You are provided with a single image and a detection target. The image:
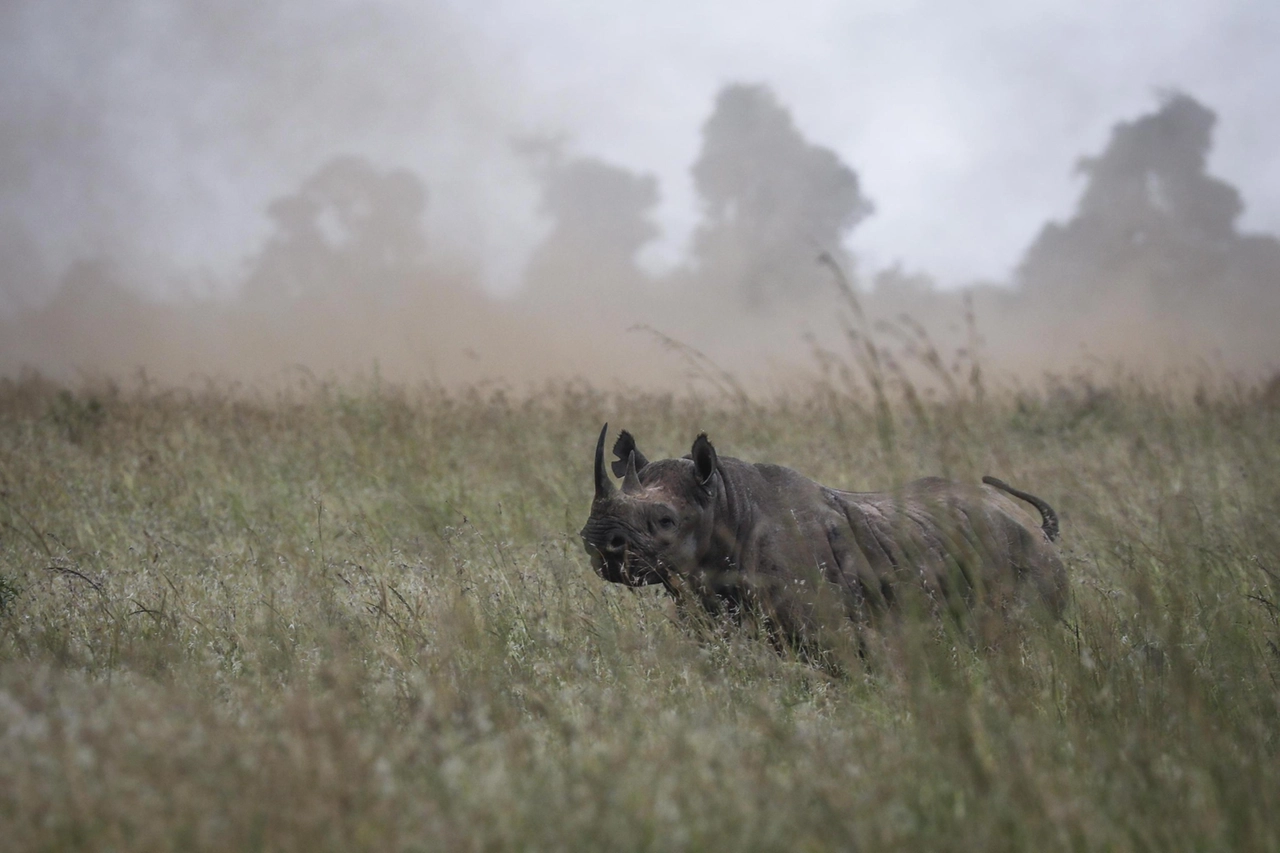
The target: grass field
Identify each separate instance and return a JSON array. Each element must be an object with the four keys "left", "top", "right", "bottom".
[{"left": 1, "top": 367, "right": 1279, "bottom": 851}]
